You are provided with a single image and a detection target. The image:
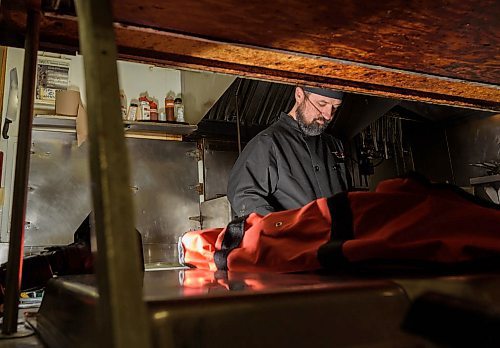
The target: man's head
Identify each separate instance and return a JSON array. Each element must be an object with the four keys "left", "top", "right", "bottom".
[{"left": 290, "top": 87, "right": 343, "bottom": 136}]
